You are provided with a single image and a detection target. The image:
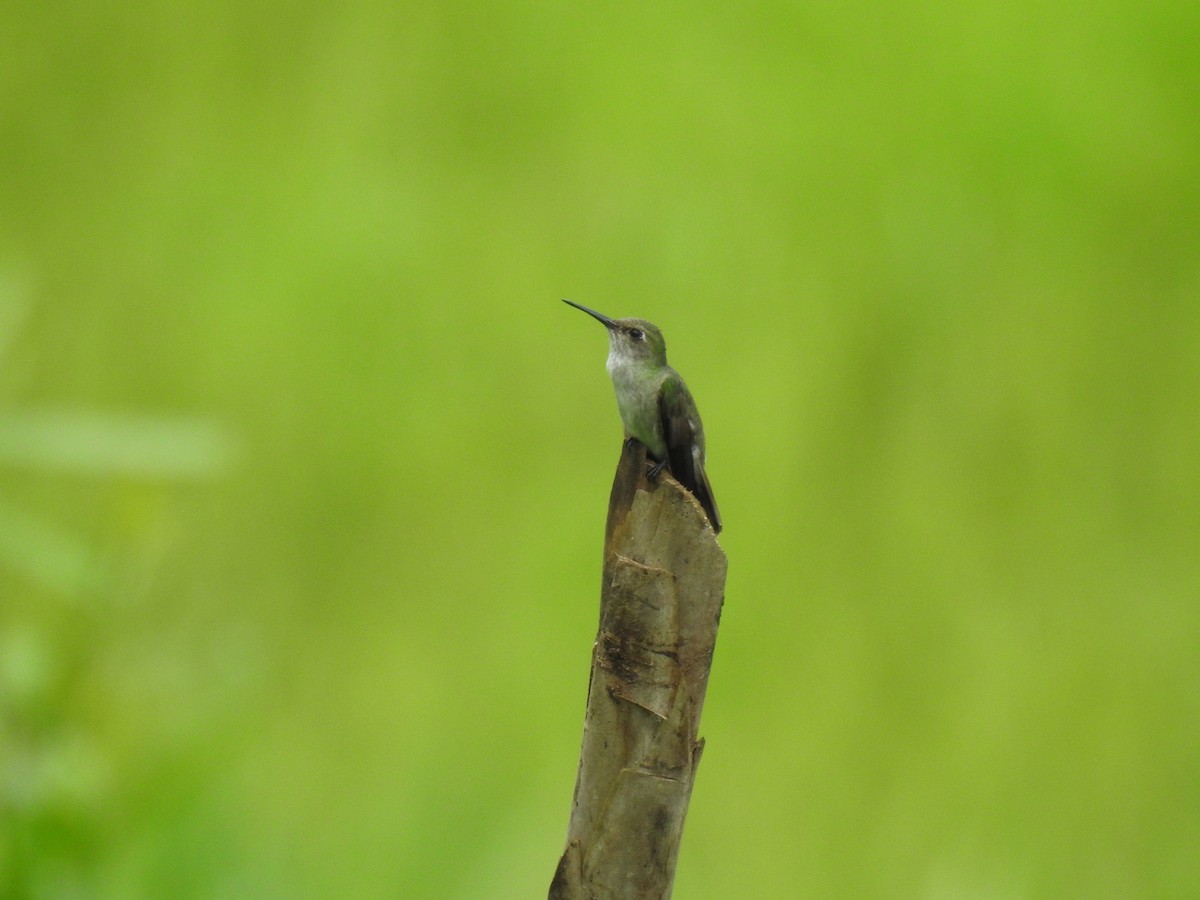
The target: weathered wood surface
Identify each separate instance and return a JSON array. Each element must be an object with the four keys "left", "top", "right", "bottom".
[{"left": 550, "top": 440, "right": 728, "bottom": 900}]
